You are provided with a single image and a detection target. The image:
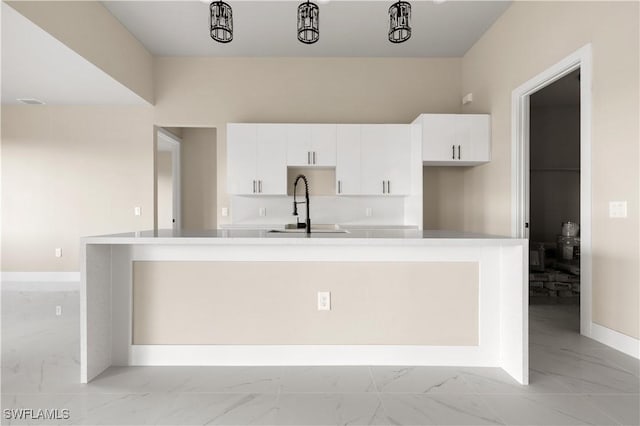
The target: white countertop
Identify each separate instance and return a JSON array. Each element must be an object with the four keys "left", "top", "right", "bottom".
[{"left": 82, "top": 229, "right": 526, "bottom": 247}]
